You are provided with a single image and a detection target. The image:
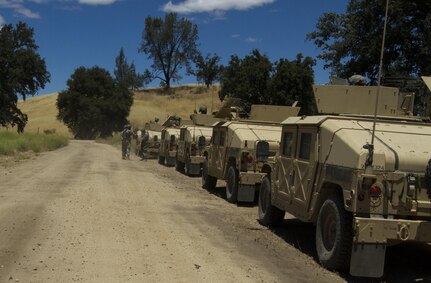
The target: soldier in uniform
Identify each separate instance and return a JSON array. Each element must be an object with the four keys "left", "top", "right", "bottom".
[
  {"left": 121, "top": 124, "right": 133, "bottom": 159},
  {"left": 139, "top": 129, "right": 150, "bottom": 160}
]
